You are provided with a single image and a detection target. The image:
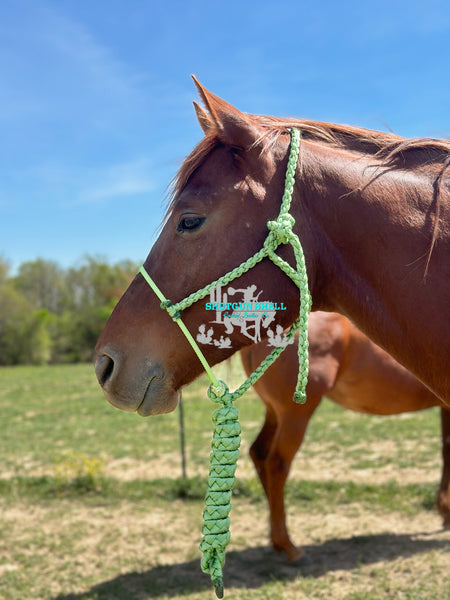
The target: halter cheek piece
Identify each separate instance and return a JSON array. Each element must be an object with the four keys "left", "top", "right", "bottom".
[{"left": 139, "top": 129, "right": 311, "bottom": 597}]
